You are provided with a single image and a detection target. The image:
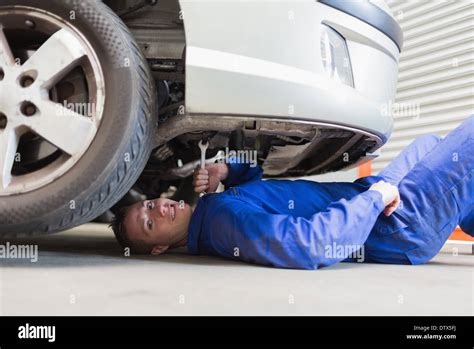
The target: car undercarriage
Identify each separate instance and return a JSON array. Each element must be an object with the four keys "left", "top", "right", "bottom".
[
  {"left": 103, "top": 0, "right": 383, "bottom": 210},
  {"left": 0, "top": 0, "right": 400, "bottom": 232}
]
